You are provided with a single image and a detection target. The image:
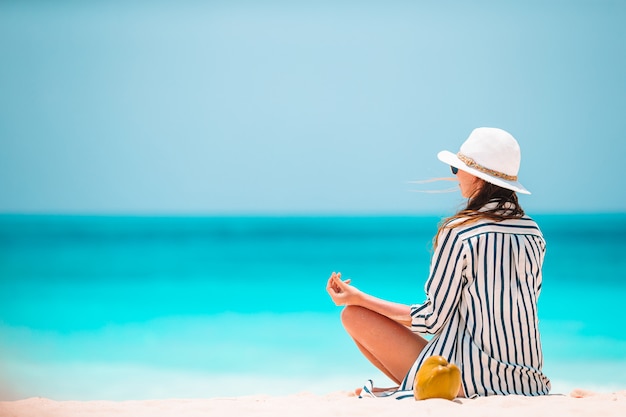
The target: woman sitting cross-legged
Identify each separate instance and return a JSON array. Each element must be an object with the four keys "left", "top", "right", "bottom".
[{"left": 326, "top": 127, "right": 551, "bottom": 399}]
